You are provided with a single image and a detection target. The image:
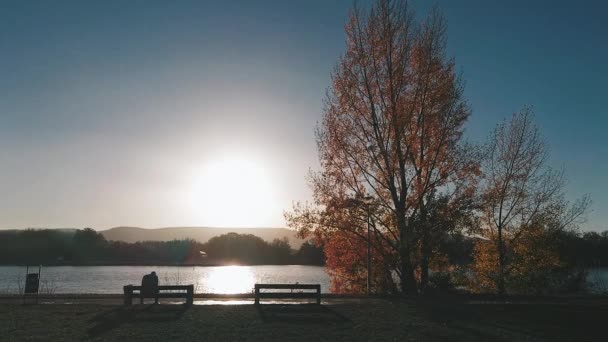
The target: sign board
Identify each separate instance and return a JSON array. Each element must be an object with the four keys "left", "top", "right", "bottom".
[{"left": 23, "top": 265, "right": 42, "bottom": 304}]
